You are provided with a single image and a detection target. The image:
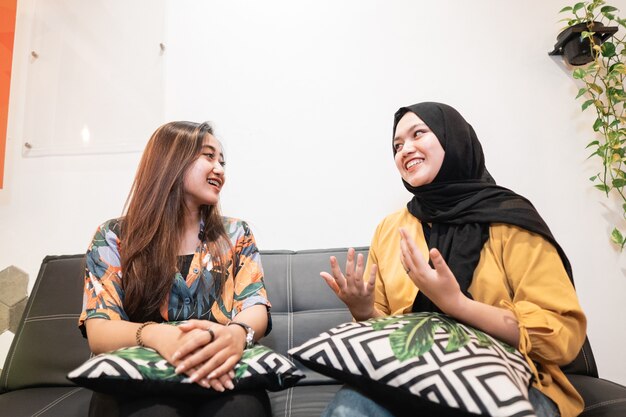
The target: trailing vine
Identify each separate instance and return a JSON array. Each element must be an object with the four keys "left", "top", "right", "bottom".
[{"left": 560, "top": 1, "right": 626, "bottom": 248}]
